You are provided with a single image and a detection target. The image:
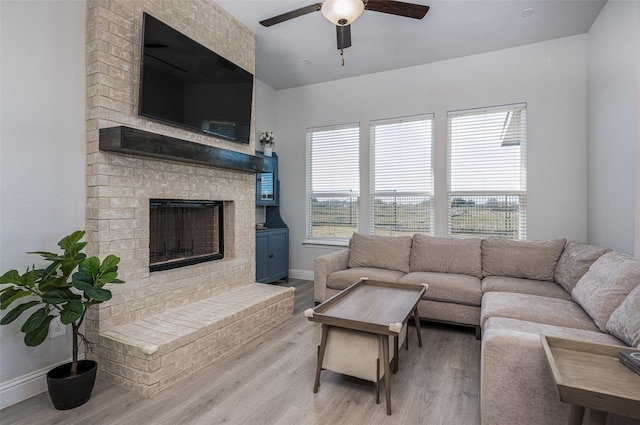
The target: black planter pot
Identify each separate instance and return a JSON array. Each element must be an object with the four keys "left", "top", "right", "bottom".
[{"left": 46, "top": 360, "right": 97, "bottom": 410}]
